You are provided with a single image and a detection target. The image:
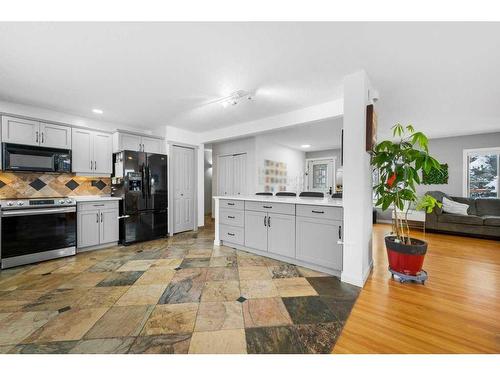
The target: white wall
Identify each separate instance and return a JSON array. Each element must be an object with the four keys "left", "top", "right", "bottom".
[
  {"left": 341, "top": 70, "right": 374, "bottom": 287},
  {"left": 0, "top": 100, "right": 161, "bottom": 135},
  {"left": 200, "top": 99, "right": 343, "bottom": 144},
  {"left": 204, "top": 150, "right": 213, "bottom": 215},
  {"left": 254, "top": 135, "right": 305, "bottom": 193}
]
